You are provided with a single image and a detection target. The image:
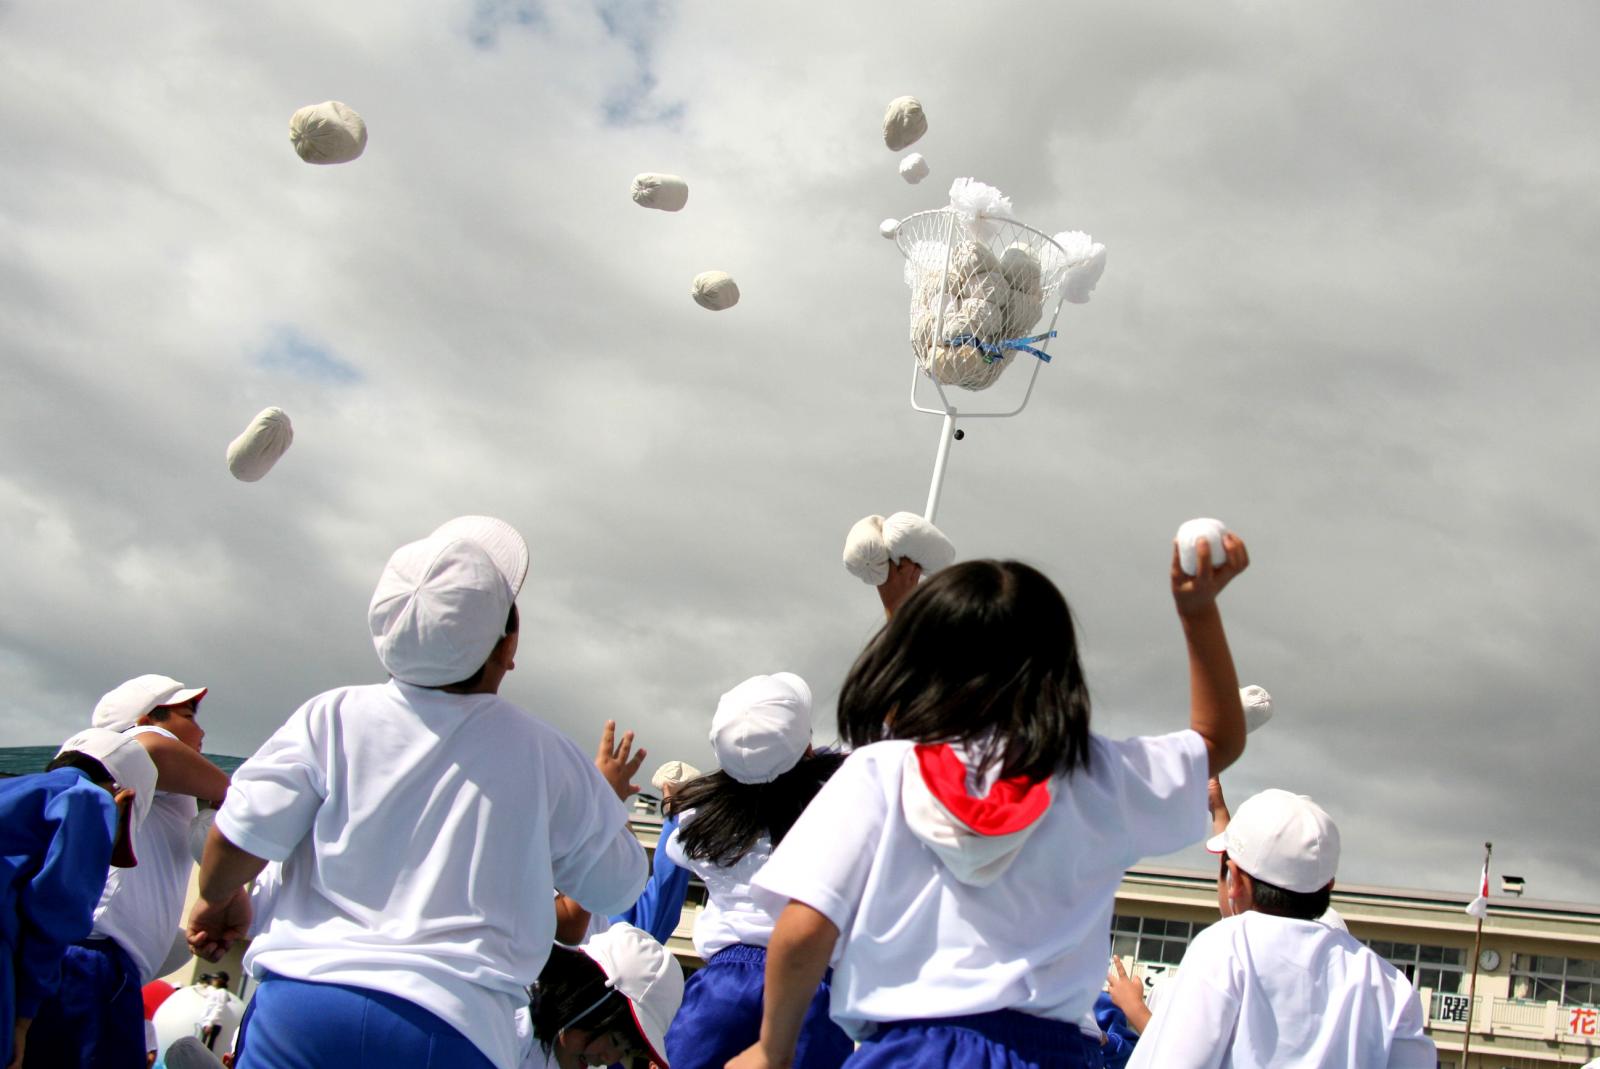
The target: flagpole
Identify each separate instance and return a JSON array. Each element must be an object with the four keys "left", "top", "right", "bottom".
[{"left": 1460, "top": 841, "right": 1492, "bottom": 1068}]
